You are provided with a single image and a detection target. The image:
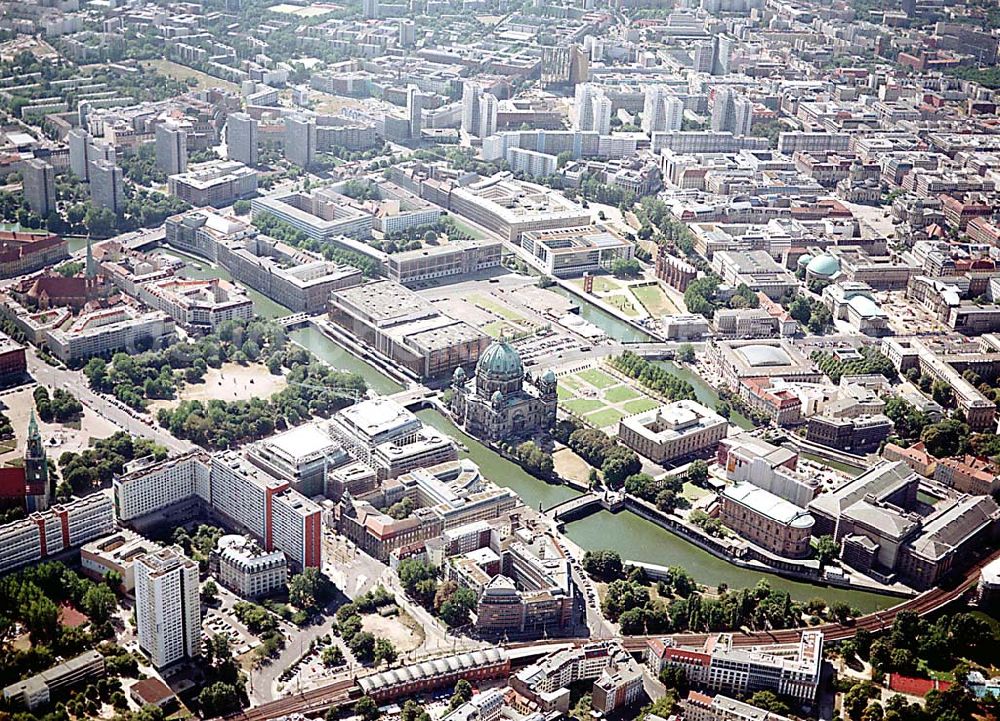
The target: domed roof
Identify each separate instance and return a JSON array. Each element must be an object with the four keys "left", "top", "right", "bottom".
[
  {"left": 806, "top": 254, "right": 841, "bottom": 278},
  {"left": 477, "top": 340, "right": 523, "bottom": 381},
  {"left": 541, "top": 368, "right": 556, "bottom": 383},
  {"left": 797, "top": 253, "right": 814, "bottom": 268},
  {"left": 491, "top": 390, "right": 503, "bottom": 405}
]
